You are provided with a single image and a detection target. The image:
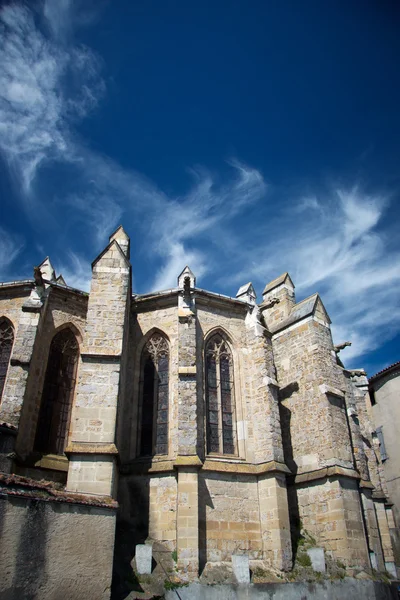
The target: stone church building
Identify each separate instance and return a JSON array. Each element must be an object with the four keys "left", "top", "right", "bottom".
[{"left": 0, "top": 226, "right": 397, "bottom": 598}]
